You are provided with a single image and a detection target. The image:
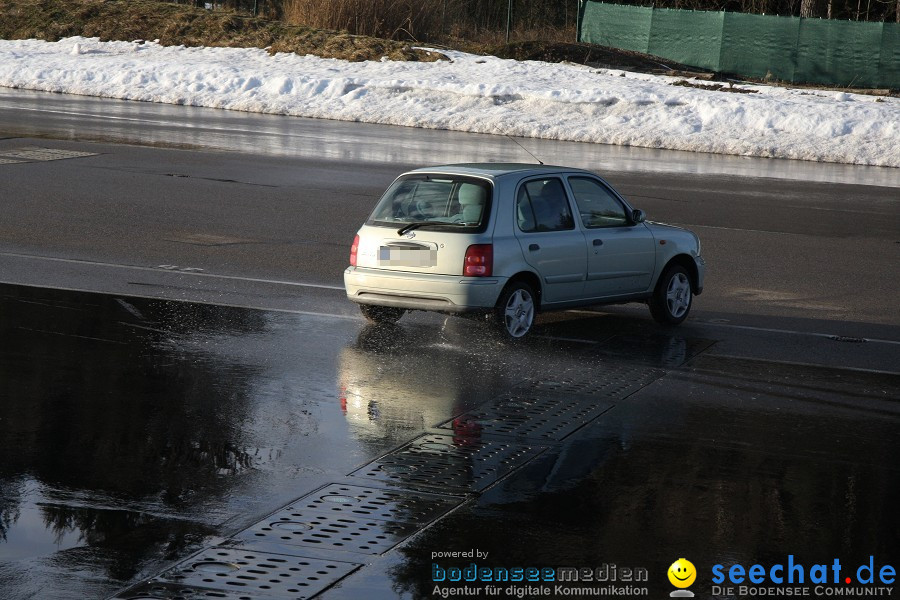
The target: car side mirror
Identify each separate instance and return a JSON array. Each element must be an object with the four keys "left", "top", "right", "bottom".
[{"left": 632, "top": 209, "right": 645, "bottom": 223}]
